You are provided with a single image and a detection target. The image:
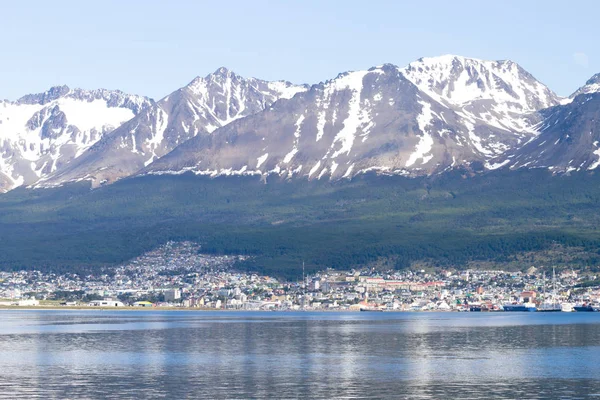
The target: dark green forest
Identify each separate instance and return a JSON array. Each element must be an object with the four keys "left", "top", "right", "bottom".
[{"left": 1, "top": 168, "right": 600, "bottom": 279}]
